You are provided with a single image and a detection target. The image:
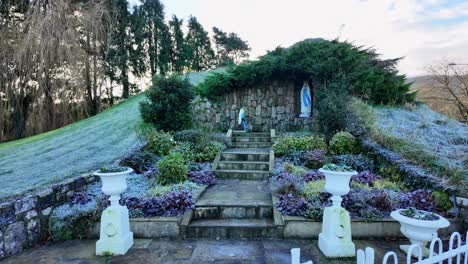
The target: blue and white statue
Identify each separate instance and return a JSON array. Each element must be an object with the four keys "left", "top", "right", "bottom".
[
  {"left": 300, "top": 81, "right": 312, "bottom": 118},
  {"left": 238, "top": 108, "right": 247, "bottom": 132}
]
